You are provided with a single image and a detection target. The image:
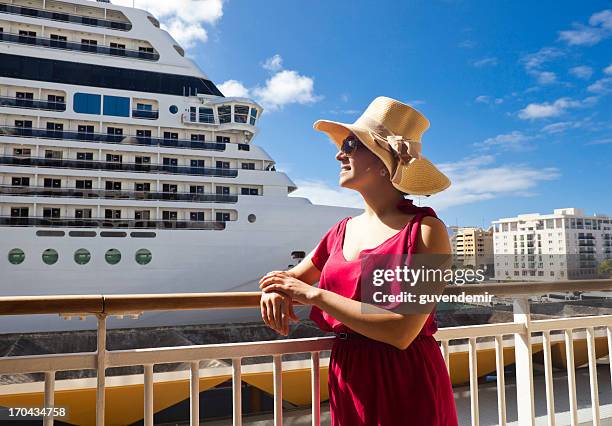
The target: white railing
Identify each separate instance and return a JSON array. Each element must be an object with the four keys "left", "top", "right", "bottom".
[{"left": 0, "top": 279, "right": 611, "bottom": 425}]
